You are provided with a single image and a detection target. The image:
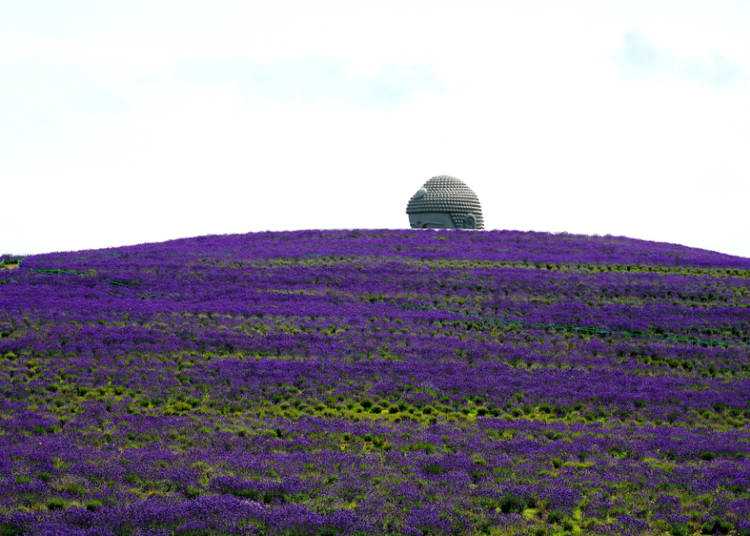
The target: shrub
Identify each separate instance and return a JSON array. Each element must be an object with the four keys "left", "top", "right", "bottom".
[
  {"left": 46, "top": 497, "right": 66, "bottom": 510},
  {"left": 499, "top": 493, "right": 526, "bottom": 514},
  {"left": 701, "top": 517, "right": 732, "bottom": 535}
]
